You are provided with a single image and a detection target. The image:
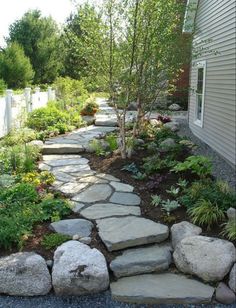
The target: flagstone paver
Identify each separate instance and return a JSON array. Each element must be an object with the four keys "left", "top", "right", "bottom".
[
  {"left": 72, "top": 184, "right": 113, "bottom": 203},
  {"left": 50, "top": 219, "right": 93, "bottom": 237},
  {"left": 110, "top": 192, "right": 141, "bottom": 206},
  {"left": 80, "top": 203, "right": 141, "bottom": 220}
]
